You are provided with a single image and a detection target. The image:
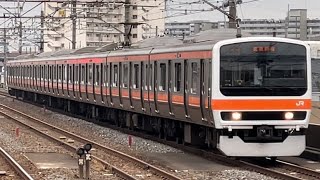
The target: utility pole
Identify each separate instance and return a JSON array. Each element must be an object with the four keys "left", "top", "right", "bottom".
[
  {"left": 3, "top": 28, "right": 7, "bottom": 89},
  {"left": 19, "top": 21, "right": 22, "bottom": 54},
  {"left": 40, "top": 10, "right": 44, "bottom": 52},
  {"left": 203, "top": 0, "right": 241, "bottom": 37},
  {"left": 71, "top": 0, "right": 77, "bottom": 49},
  {"left": 228, "top": 0, "right": 237, "bottom": 29}
]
